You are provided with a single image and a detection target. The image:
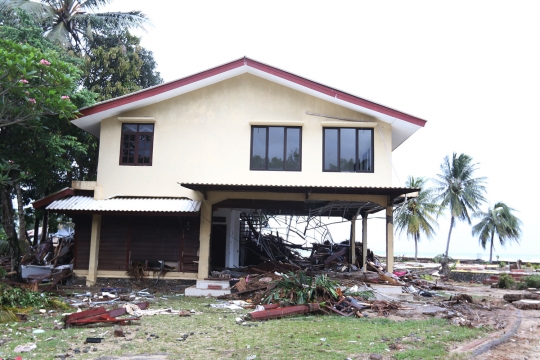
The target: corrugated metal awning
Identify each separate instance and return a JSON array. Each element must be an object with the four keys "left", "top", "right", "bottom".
[
  {"left": 45, "top": 196, "right": 201, "bottom": 213},
  {"left": 181, "top": 183, "right": 419, "bottom": 198}
]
